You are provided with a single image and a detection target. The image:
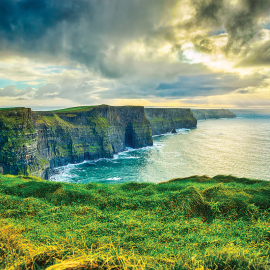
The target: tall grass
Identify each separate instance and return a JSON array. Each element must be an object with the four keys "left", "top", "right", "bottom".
[{"left": 0, "top": 174, "right": 269, "bottom": 269}]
